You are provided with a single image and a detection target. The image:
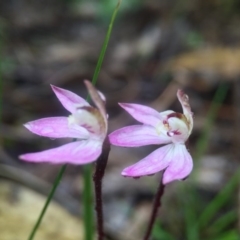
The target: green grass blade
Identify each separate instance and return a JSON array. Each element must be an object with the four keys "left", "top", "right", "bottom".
[
  {"left": 28, "top": 165, "right": 67, "bottom": 240},
  {"left": 184, "top": 83, "right": 229, "bottom": 240},
  {"left": 83, "top": 1, "right": 121, "bottom": 240},
  {"left": 210, "top": 230, "right": 240, "bottom": 240},
  {"left": 182, "top": 185, "right": 200, "bottom": 240},
  {"left": 152, "top": 221, "right": 175, "bottom": 240},
  {"left": 194, "top": 83, "right": 229, "bottom": 161},
  {"left": 208, "top": 209, "right": 237, "bottom": 235},
  {"left": 83, "top": 164, "right": 94, "bottom": 240},
  {"left": 191, "top": 83, "right": 236, "bottom": 235},
  {"left": 197, "top": 168, "right": 240, "bottom": 229},
  {"left": 91, "top": 0, "right": 122, "bottom": 86}
]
